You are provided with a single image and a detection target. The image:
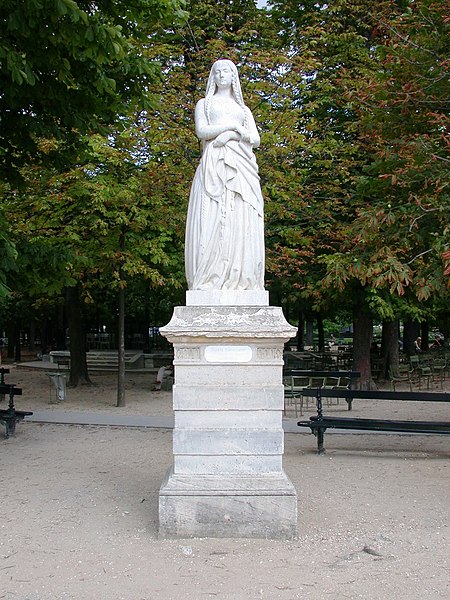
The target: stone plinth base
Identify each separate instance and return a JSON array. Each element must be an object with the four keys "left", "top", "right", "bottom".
[
  {"left": 186, "top": 289, "right": 269, "bottom": 306},
  {"left": 158, "top": 304, "right": 298, "bottom": 539},
  {"left": 159, "top": 469, "right": 297, "bottom": 539}
]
